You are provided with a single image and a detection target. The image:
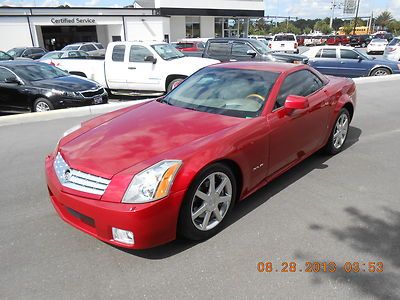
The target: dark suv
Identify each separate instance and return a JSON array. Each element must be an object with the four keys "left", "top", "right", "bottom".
[
  {"left": 202, "top": 38, "right": 308, "bottom": 64},
  {"left": 349, "top": 35, "right": 372, "bottom": 47}
]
